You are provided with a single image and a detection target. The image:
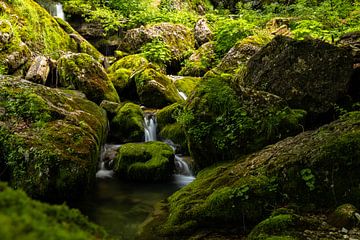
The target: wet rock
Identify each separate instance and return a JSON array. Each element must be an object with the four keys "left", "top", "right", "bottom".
[
  {"left": 243, "top": 36, "right": 354, "bottom": 125},
  {"left": 194, "top": 19, "right": 213, "bottom": 47},
  {"left": 109, "top": 102, "right": 144, "bottom": 143},
  {"left": 57, "top": 53, "right": 120, "bottom": 104},
  {"left": 114, "top": 141, "right": 175, "bottom": 182},
  {"left": 25, "top": 56, "right": 50, "bottom": 85}
]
